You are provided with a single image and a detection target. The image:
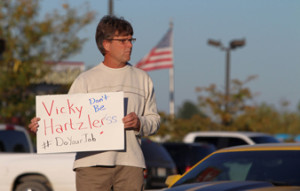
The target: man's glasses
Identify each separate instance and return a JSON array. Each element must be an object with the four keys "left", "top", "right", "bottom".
[{"left": 107, "top": 38, "right": 136, "bottom": 44}]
